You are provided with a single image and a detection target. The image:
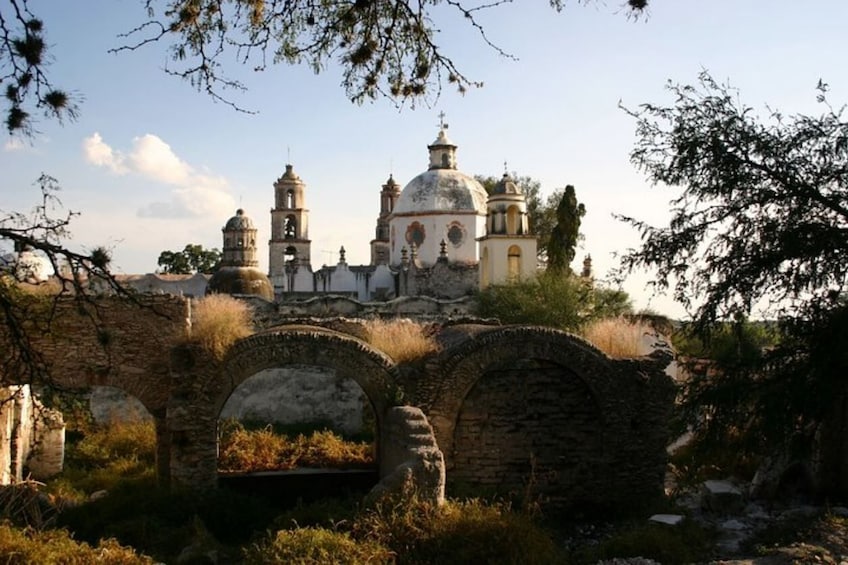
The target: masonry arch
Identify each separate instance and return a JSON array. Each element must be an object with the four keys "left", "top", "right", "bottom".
[
  {"left": 424, "top": 325, "right": 621, "bottom": 506},
  {"left": 215, "top": 326, "right": 399, "bottom": 467}
]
